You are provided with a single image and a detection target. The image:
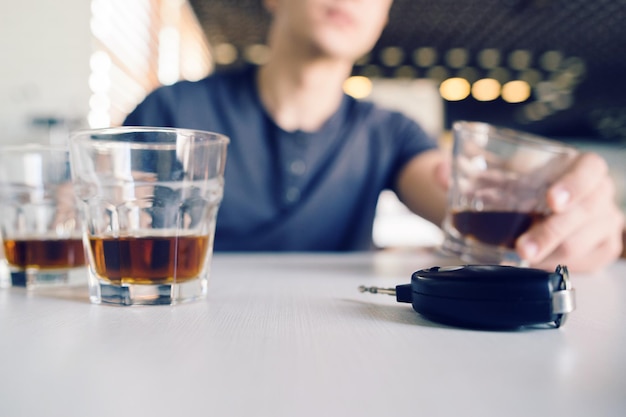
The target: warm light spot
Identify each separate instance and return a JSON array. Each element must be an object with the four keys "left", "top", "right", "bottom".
[
  {"left": 551, "top": 92, "right": 574, "bottom": 110},
  {"left": 540, "top": 50, "right": 563, "bottom": 72},
  {"left": 563, "top": 57, "right": 586, "bottom": 77},
  {"left": 427, "top": 66, "right": 449, "bottom": 83},
  {"left": 439, "top": 77, "right": 471, "bottom": 101},
  {"left": 445, "top": 48, "right": 468, "bottom": 69},
  {"left": 478, "top": 48, "right": 500, "bottom": 69},
  {"left": 535, "top": 81, "right": 558, "bottom": 102},
  {"left": 472, "top": 78, "right": 501, "bottom": 101},
  {"left": 523, "top": 102, "right": 551, "bottom": 121},
  {"left": 502, "top": 80, "right": 531, "bottom": 103},
  {"left": 244, "top": 44, "right": 270, "bottom": 65},
  {"left": 381, "top": 46, "right": 404, "bottom": 66},
  {"left": 360, "top": 64, "right": 381, "bottom": 78},
  {"left": 394, "top": 65, "right": 417, "bottom": 78},
  {"left": 413, "top": 47, "right": 437, "bottom": 67},
  {"left": 214, "top": 43, "right": 238, "bottom": 65},
  {"left": 551, "top": 71, "right": 576, "bottom": 90},
  {"left": 343, "top": 76, "right": 373, "bottom": 99},
  {"left": 508, "top": 50, "right": 532, "bottom": 70}
]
